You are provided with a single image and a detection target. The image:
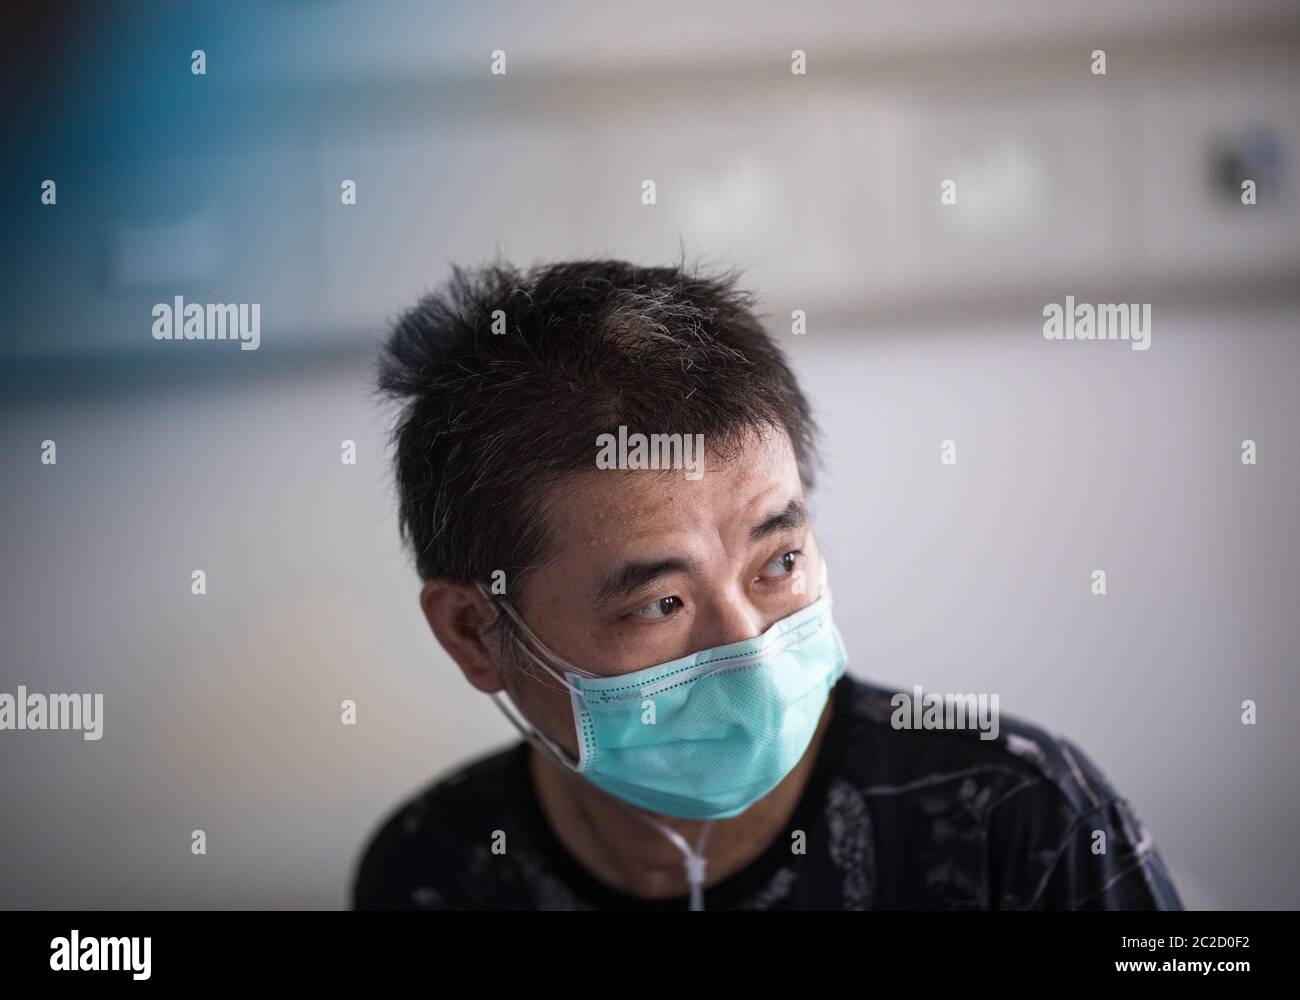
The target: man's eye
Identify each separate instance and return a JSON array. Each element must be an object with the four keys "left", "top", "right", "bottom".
[
  {"left": 629, "top": 596, "right": 683, "bottom": 621},
  {"left": 760, "top": 550, "right": 802, "bottom": 579}
]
